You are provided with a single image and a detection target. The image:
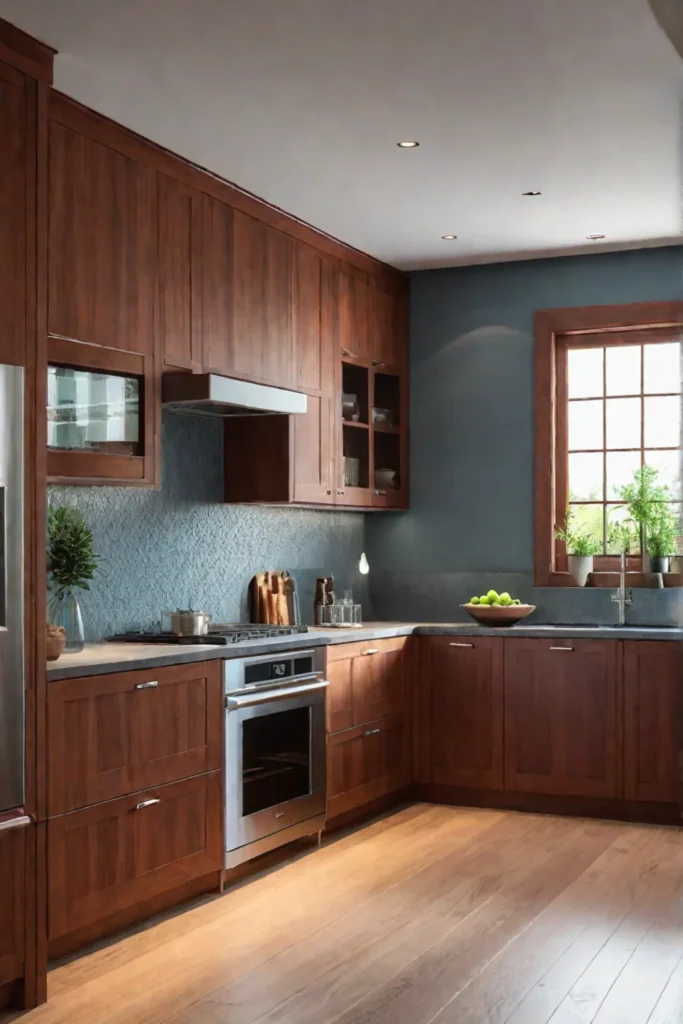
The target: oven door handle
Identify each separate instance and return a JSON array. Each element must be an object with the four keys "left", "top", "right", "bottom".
[{"left": 226, "top": 679, "right": 329, "bottom": 710}]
